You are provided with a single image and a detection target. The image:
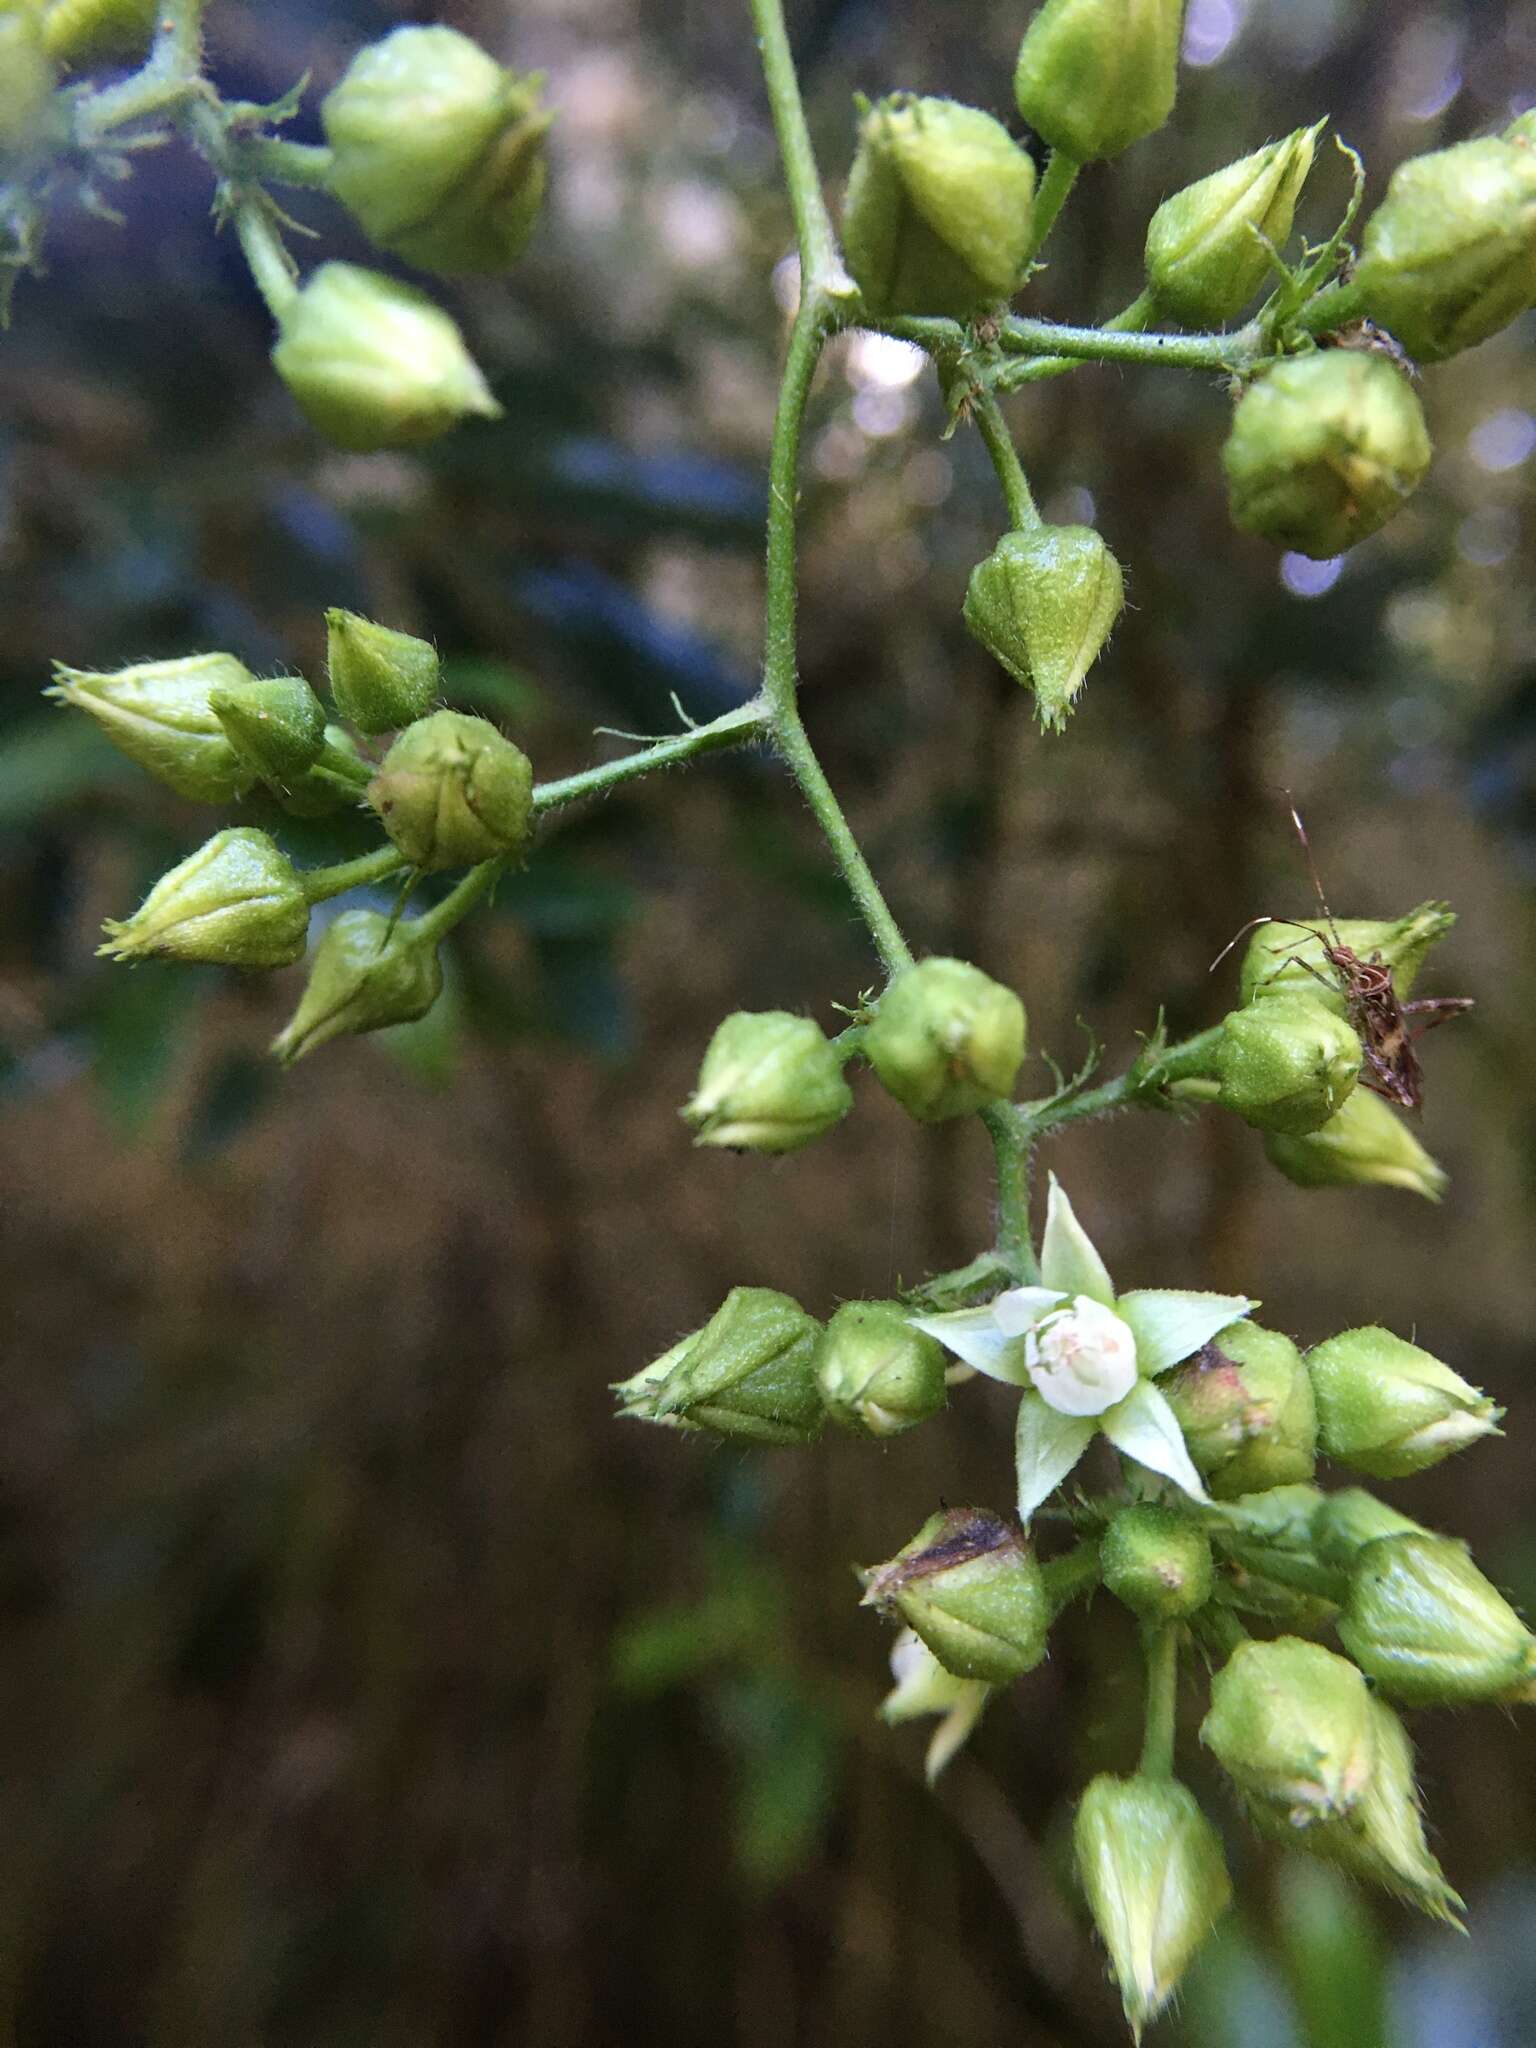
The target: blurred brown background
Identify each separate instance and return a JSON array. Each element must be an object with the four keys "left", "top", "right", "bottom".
[{"left": 3, "top": 1, "right": 1536, "bottom": 2042}]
